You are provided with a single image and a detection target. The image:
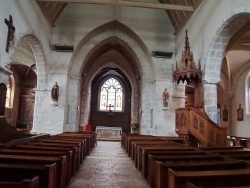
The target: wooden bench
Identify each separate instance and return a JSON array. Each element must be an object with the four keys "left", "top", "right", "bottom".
[
  {"left": 138, "top": 145, "right": 193, "bottom": 171},
  {"left": 168, "top": 168, "right": 250, "bottom": 188},
  {"left": 198, "top": 146, "right": 244, "bottom": 150},
  {"left": 39, "top": 138, "right": 86, "bottom": 162},
  {"left": 147, "top": 150, "right": 207, "bottom": 182},
  {"left": 25, "top": 141, "right": 80, "bottom": 173},
  {"left": 0, "top": 154, "right": 66, "bottom": 188},
  {"left": 0, "top": 163, "right": 56, "bottom": 188},
  {"left": 57, "top": 133, "right": 96, "bottom": 154},
  {"left": 154, "top": 157, "right": 247, "bottom": 188},
  {"left": 0, "top": 176, "right": 39, "bottom": 188},
  {"left": 15, "top": 144, "right": 76, "bottom": 178},
  {"left": 131, "top": 140, "right": 170, "bottom": 161},
  {"left": 123, "top": 134, "right": 155, "bottom": 152},
  {"left": 126, "top": 136, "right": 158, "bottom": 154},
  {"left": 0, "top": 148, "right": 73, "bottom": 185}
]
